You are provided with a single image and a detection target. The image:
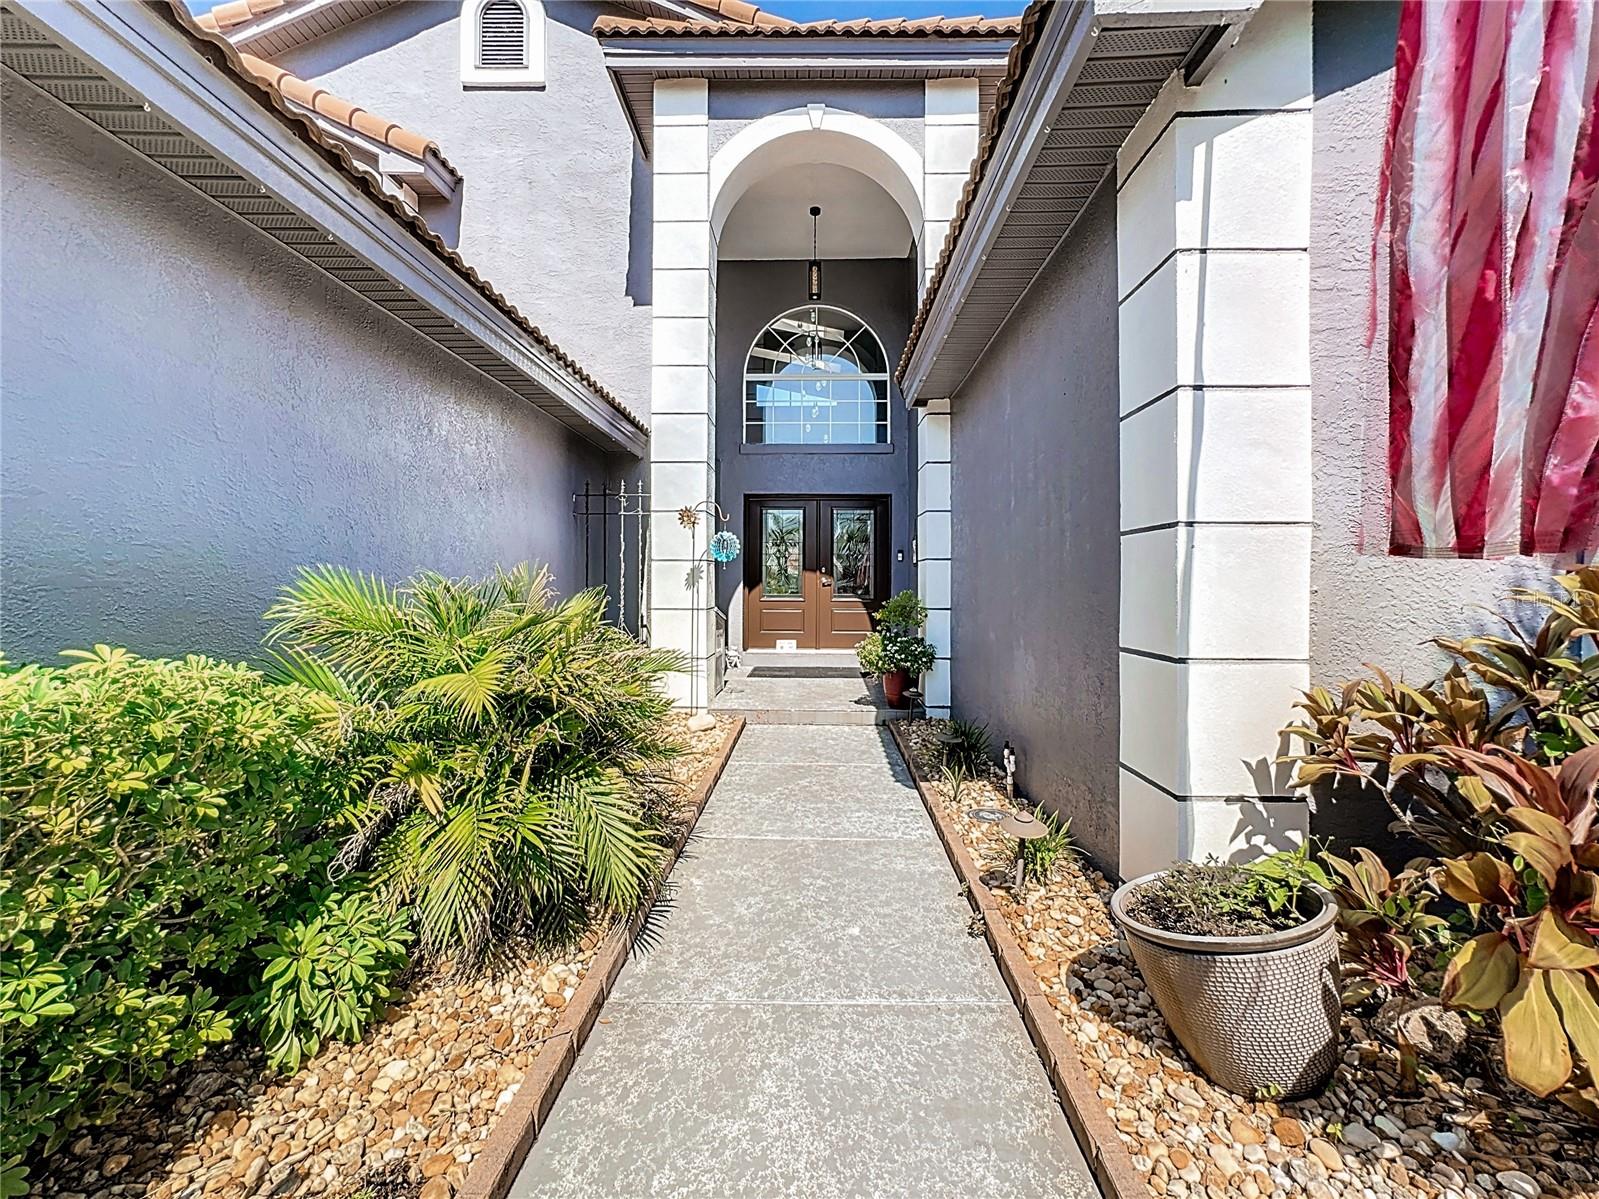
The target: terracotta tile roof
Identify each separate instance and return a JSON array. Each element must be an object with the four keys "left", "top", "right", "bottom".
[
  {"left": 593, "top": 12, "right": 1023, "bottom": 36},
  {"left": 897, "top": 0, "right": 1045, "bottom": 382},
  {"left": 238, "top": 53, "right": 459, "bottom": 179},
  {"left": 157, "top": 1, "right": 643, "bottom": 435},
  {"left": 680, "top": 0, "right": 797, "bottom": 26},
  {"left": 195, "top": 0, "right": 290, "bottom": 35},
  {"left": 203, "top": 1, "right": 767, "bottom": 45}
]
